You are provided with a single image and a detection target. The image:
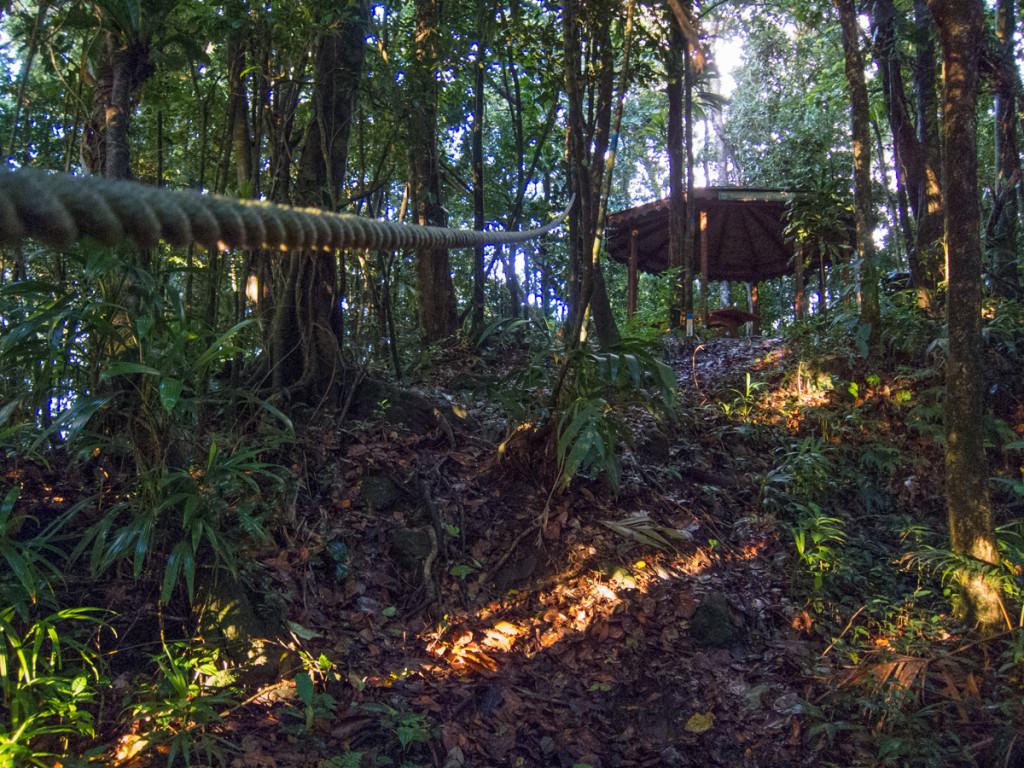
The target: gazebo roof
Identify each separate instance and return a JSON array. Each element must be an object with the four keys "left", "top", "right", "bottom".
[{"left": 605, "top": 188, "right": 802, "bottom": 283}]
